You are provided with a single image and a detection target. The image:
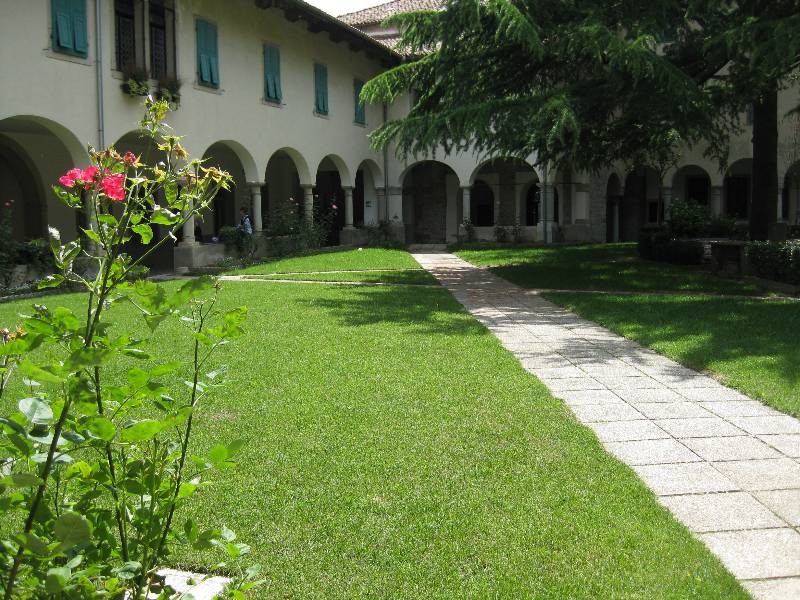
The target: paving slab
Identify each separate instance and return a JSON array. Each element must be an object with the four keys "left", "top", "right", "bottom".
[
  {"left": 755, "top": 489, "right": 800, "bottom": 526},
  {"left": 413, "top": 252, "right": 800, "bottom": 597},
  {"left": 699, "top": 529, "right": 800, "bottom": 580},
  {"left": 659, "top": 492, "right": 785, "bottom": 533},
  {"left": 745, "top": 578, "right": 800, "bottom": 600}
]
